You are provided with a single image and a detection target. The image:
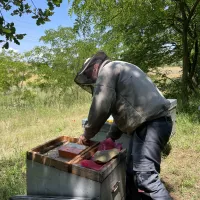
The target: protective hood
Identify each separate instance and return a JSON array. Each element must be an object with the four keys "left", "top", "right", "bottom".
[{"left": 74, "top": 51, "right": 109, "bottom": 94}]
